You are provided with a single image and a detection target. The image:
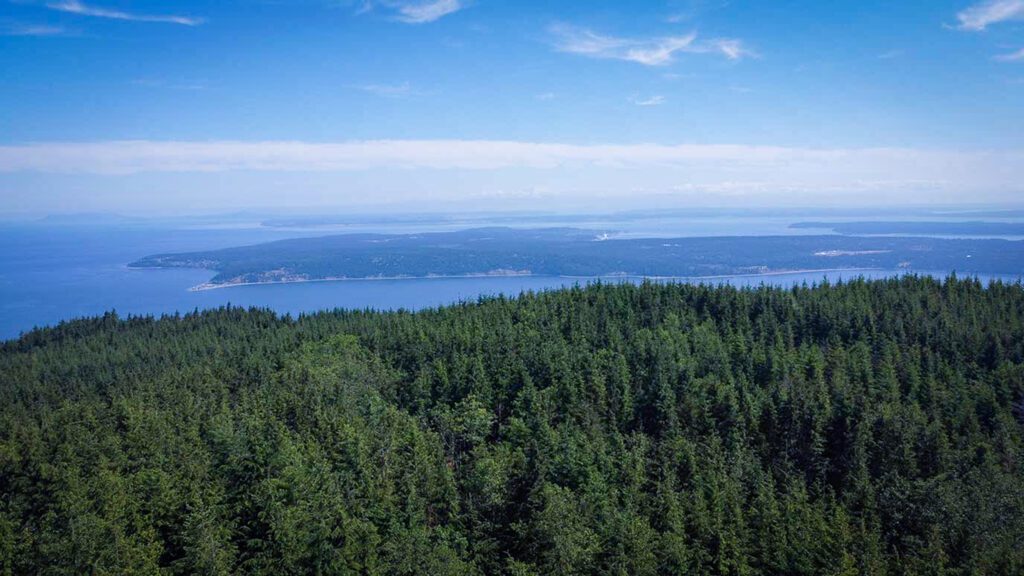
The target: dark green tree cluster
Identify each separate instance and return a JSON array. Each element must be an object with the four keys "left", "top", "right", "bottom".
[{"left": 2, "top": 276, "right": 1023, "bottom": 575}]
